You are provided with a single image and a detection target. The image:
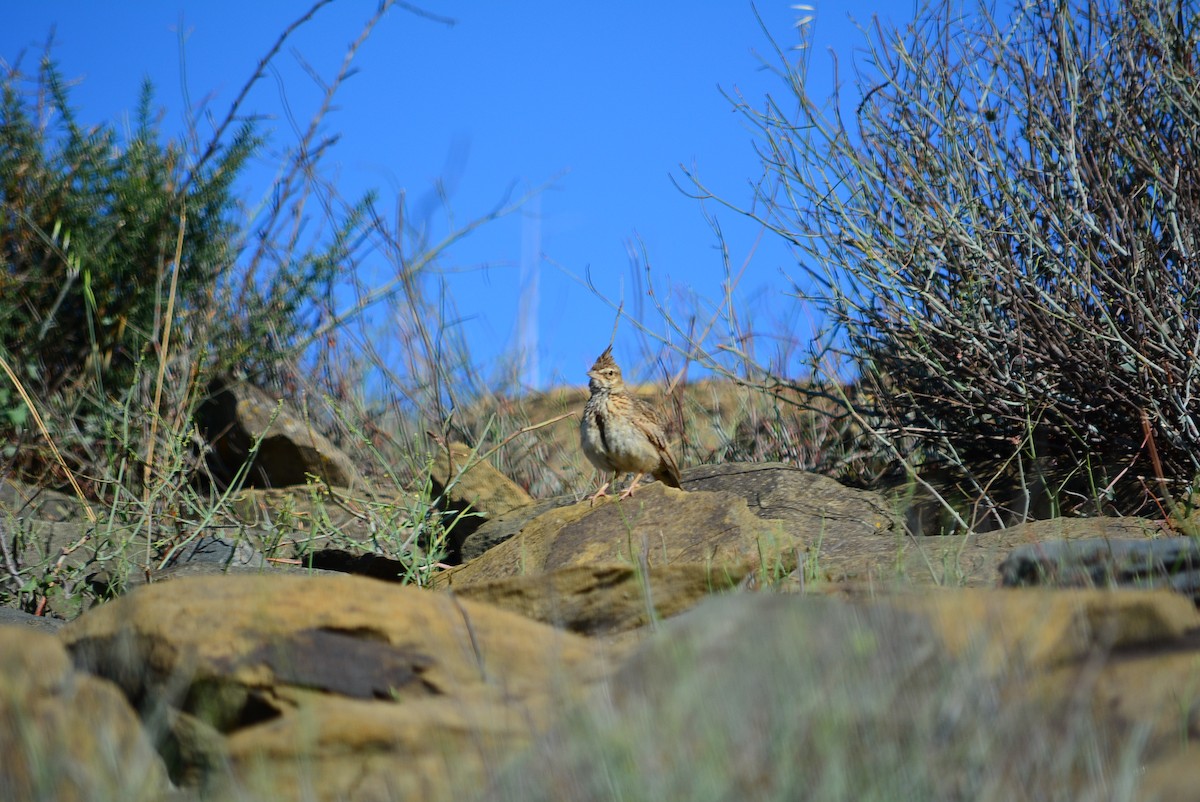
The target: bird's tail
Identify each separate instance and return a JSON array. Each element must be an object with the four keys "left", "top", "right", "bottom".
[{"left": 655, "top": 461, "right": 683, "bottom": 490}]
